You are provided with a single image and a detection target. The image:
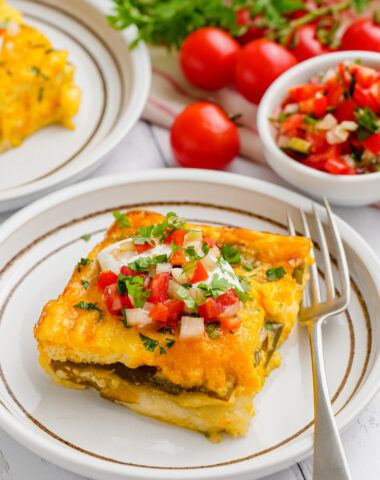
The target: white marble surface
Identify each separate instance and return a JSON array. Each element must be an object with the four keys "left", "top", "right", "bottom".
[{"left": 0, "top": 121, "right": 379, "bottom": 479}]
